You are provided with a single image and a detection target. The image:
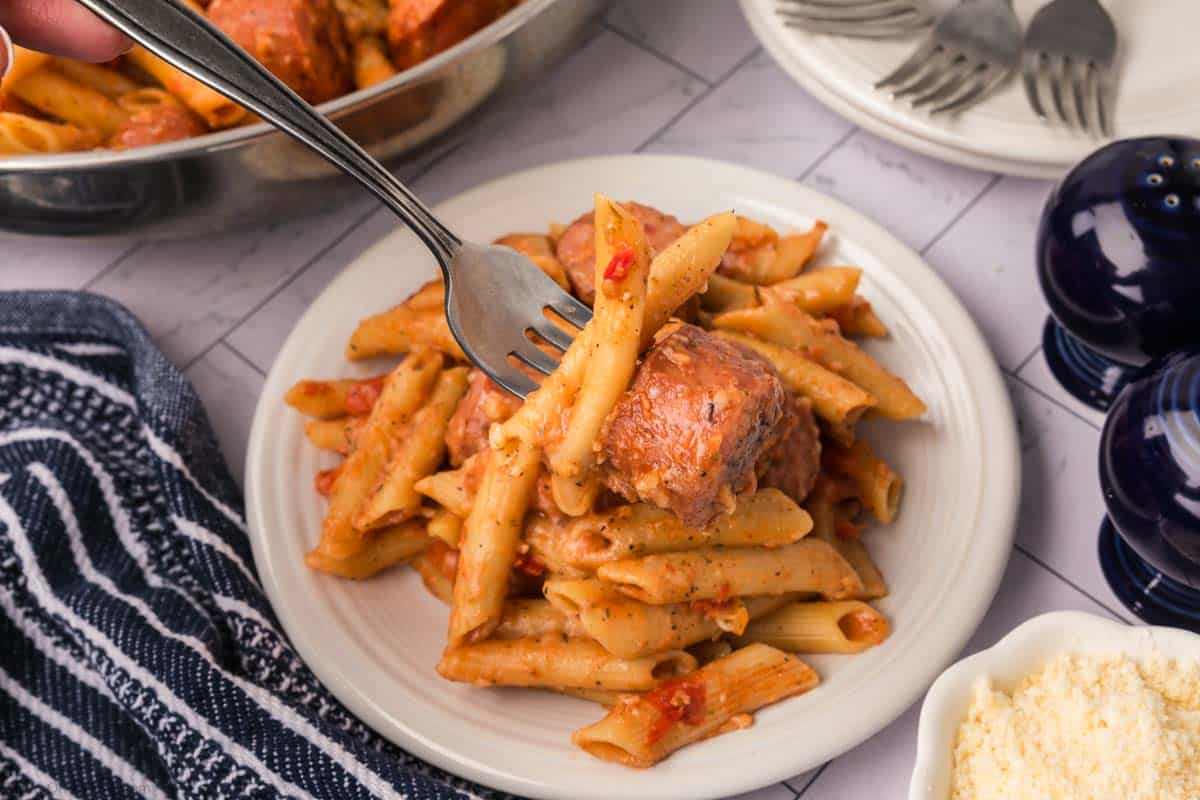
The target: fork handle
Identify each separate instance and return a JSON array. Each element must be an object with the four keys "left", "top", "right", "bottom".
[{"left": 77, "top": 0, "right": 460, "bottom": 263}]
